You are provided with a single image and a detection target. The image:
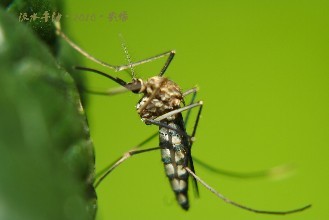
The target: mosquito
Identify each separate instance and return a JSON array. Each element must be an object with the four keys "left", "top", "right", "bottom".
[{"left": 55, "top": 22, "right": 311, "bottom": 214}]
